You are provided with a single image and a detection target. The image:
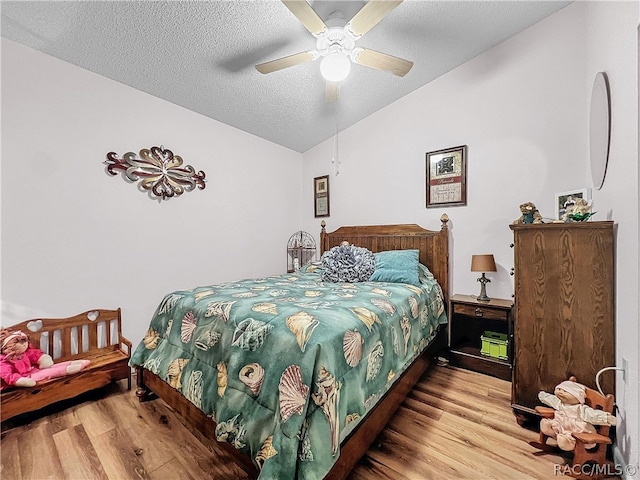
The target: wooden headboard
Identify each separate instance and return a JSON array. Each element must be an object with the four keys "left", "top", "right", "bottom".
[{"left": 320, "top": 214, "right": 450, "bottom": 303}]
